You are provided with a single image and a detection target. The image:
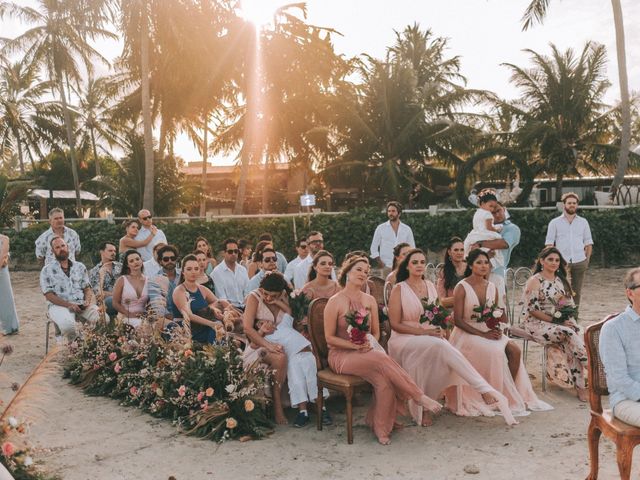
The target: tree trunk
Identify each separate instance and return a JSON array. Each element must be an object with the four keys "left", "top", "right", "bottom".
[
  {"left": 555, "top": 173, "right": 563, "bottom": 202},
  {"left": 262, "top": 154, "right": 270, "bottom": 214},
  {"left": 200, "top": 113, "right": 208, "bottom": 217},
  {"left": 57, "top": 73, "right": 82, "bottom": 216},
  {"left": 90, "top": 127, "right": 101, "bottom": 177},
  {"left": 610, "top": 0, "right": 631, "bottom": 194},
  {"left": 140, "top": 0, "right": 155, "bottom": 213},
  {"left": 14, "top": 132, "right": 25, "bottom": 174}
]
